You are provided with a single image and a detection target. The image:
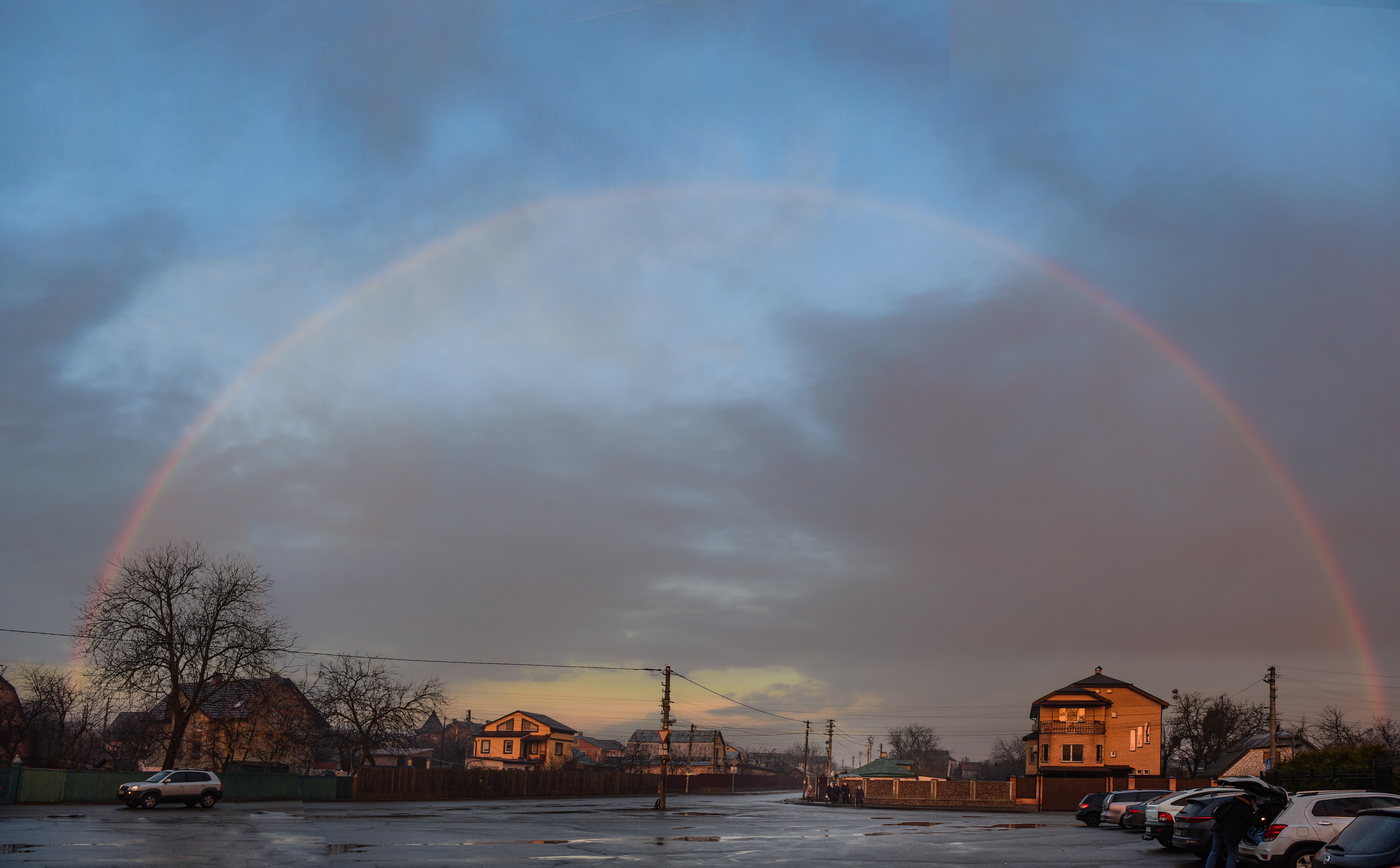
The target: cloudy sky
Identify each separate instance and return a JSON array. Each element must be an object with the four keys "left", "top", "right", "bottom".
[{"left": 3, "top": 0, "right": 1399, "bottom": 761}]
